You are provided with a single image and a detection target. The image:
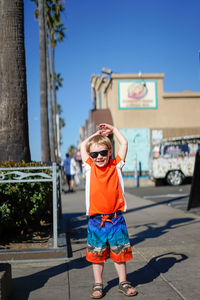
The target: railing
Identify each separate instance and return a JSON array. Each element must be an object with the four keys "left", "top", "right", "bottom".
[{"left": 0, "top": 162, "right": 62, "bottom": 248}]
